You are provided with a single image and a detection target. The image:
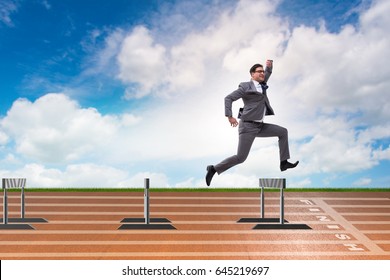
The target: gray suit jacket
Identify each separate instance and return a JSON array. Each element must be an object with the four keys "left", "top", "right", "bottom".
[{"left": 224, "top": 67, "right": 274, "bottom": 121}]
